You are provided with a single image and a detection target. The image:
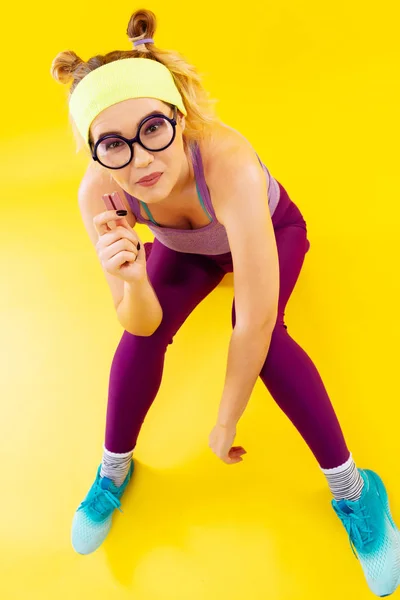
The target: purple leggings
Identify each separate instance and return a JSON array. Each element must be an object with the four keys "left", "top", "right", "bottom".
[{"left": 104, "top": 183, "right": 350, "bottom": 469}]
